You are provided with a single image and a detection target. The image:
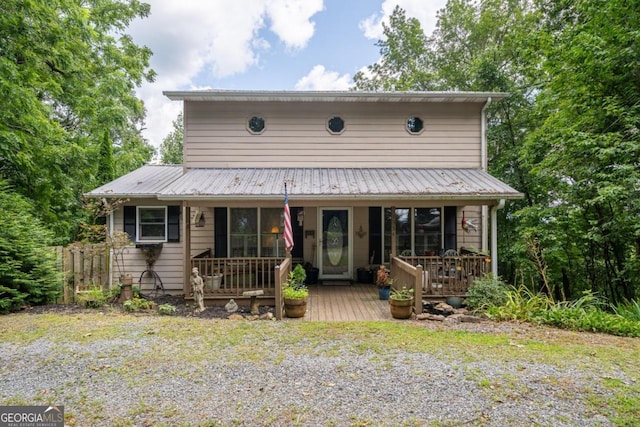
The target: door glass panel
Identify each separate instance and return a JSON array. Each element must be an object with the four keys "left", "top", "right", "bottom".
[
  {"left": 230, "top": 208, "right": 257, "bottom": 257},
  {"left": 321, "top": 209, "right": 350, "bottom": 278},
  {"left": 415, "top": 208, "right": 441, "bottom": 255},
  {"left": 384, "top": 208, "right": 411, "bottom": 260}
]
